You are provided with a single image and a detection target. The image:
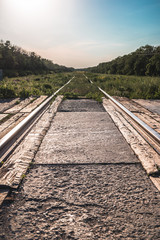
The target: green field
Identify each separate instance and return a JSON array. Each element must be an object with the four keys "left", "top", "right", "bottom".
[
  {"left": 59, "top": 72, "right": 103, "bottom": 102},
  {"left": 0, "top": 73, "right": 73, "bottom": 98},
  {"left": 0, "top": 72, "right": 160, "bottom": 100},
  {"left": 85, "top": 73, "right": 160, "bottom": 99}
]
